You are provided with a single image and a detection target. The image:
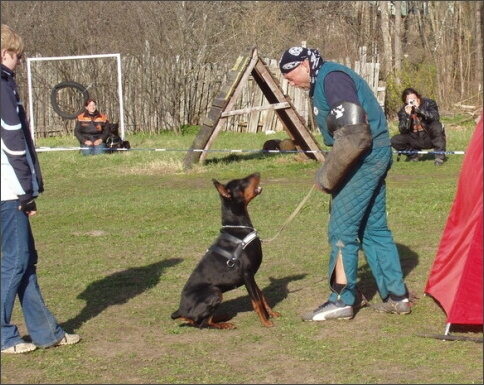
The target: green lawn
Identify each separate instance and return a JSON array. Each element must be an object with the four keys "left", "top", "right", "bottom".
[{"left": 1, "top": 115, "right": 482, "bottom": 384}]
